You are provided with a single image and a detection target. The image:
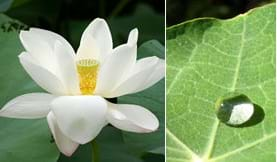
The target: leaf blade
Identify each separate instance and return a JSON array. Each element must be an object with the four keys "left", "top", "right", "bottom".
[{"left": 167, "top": 4, "right": 275, "bottom": 162}]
